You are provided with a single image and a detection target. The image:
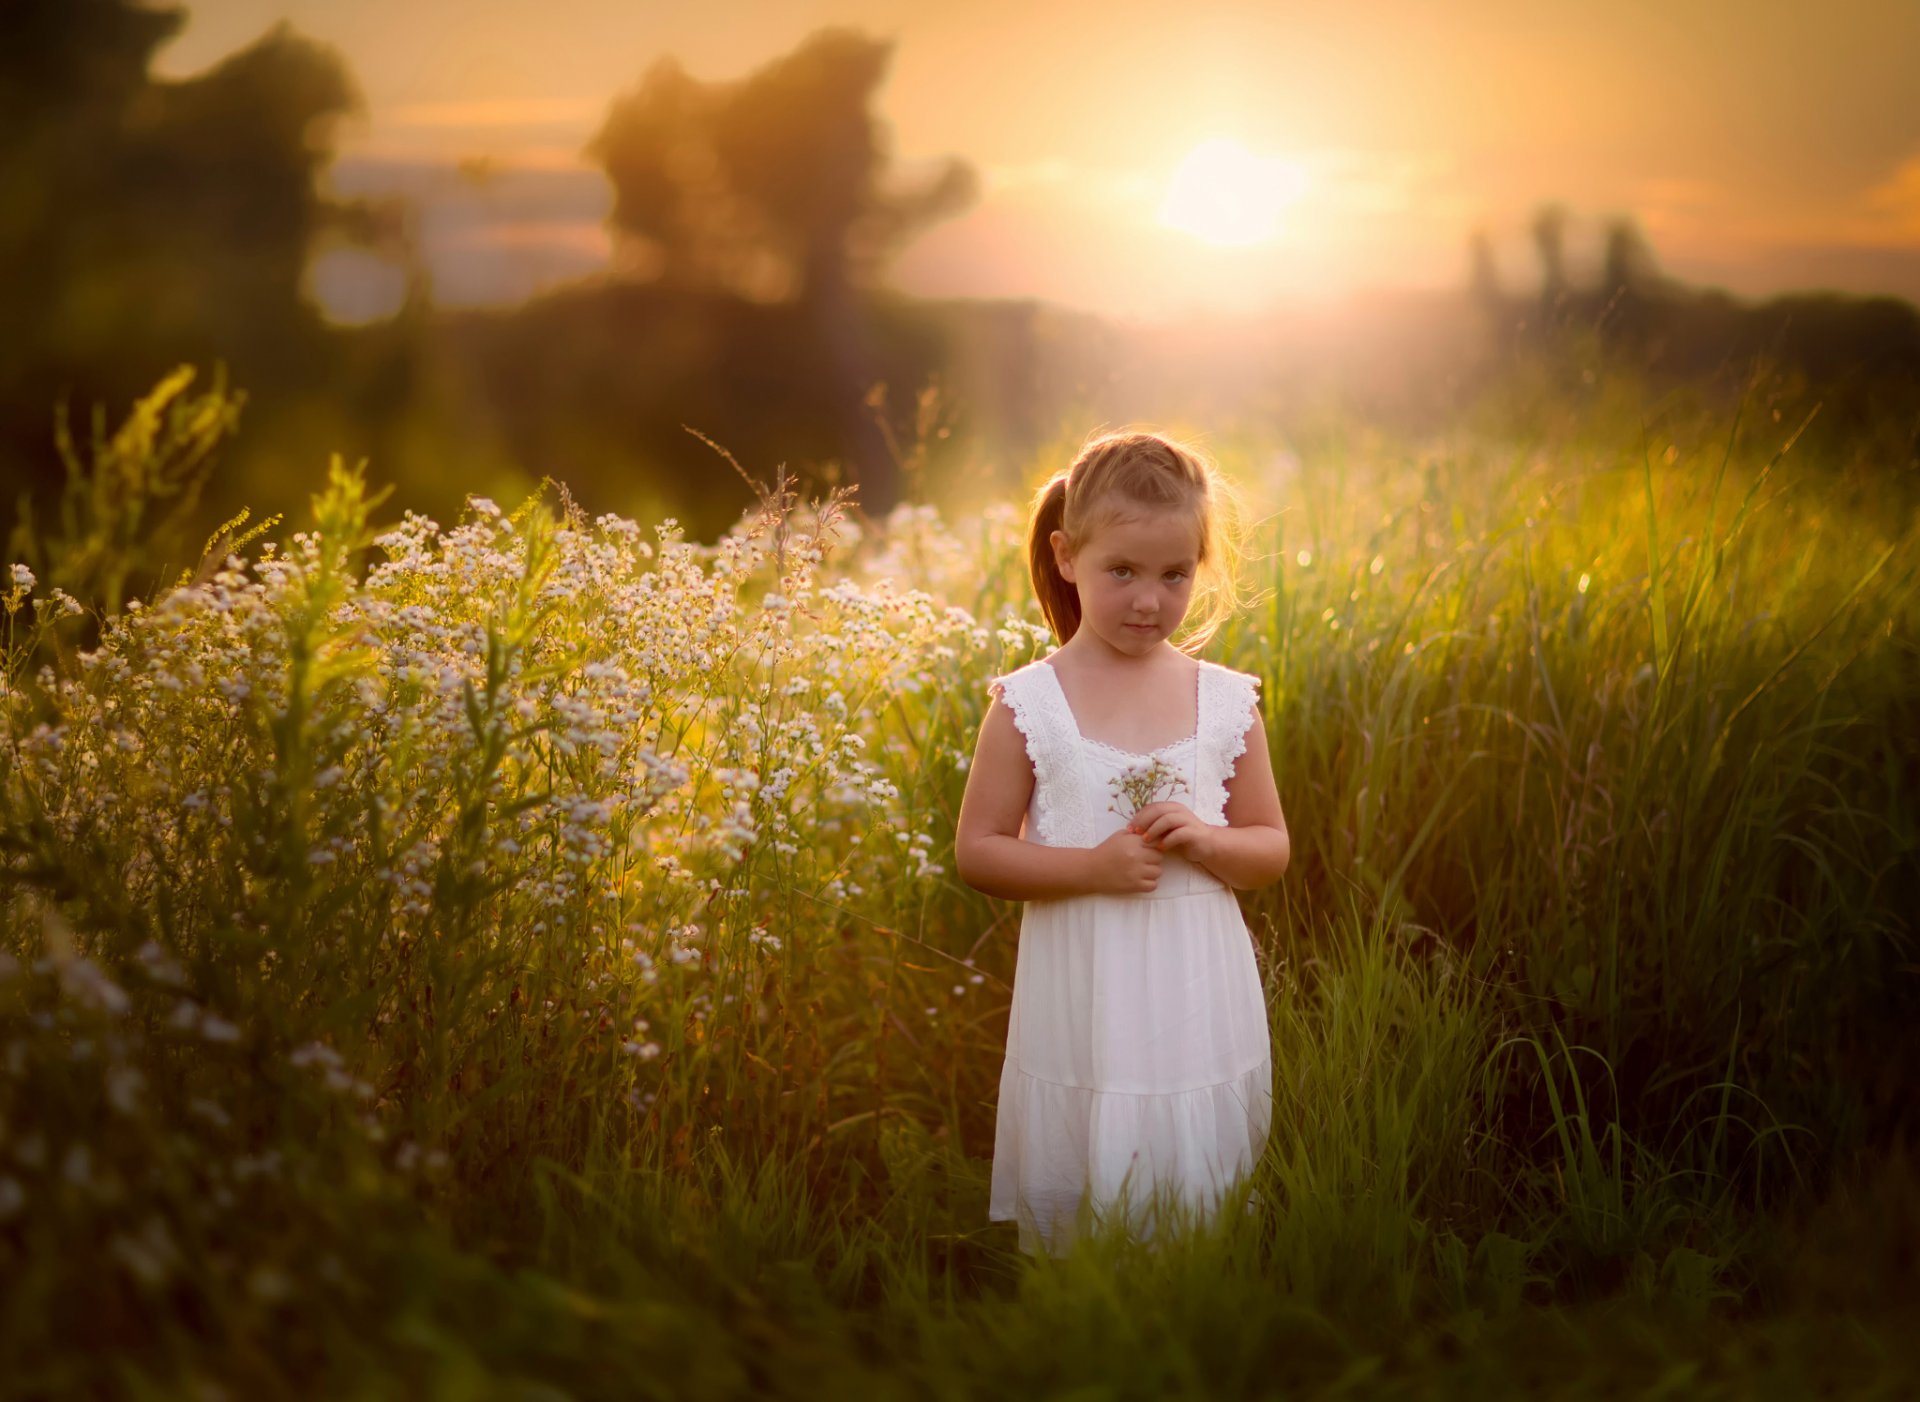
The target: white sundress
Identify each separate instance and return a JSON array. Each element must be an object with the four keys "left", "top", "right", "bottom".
[{"left": 985, "top": 654, "right": 1274, "bottom": 1256}]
